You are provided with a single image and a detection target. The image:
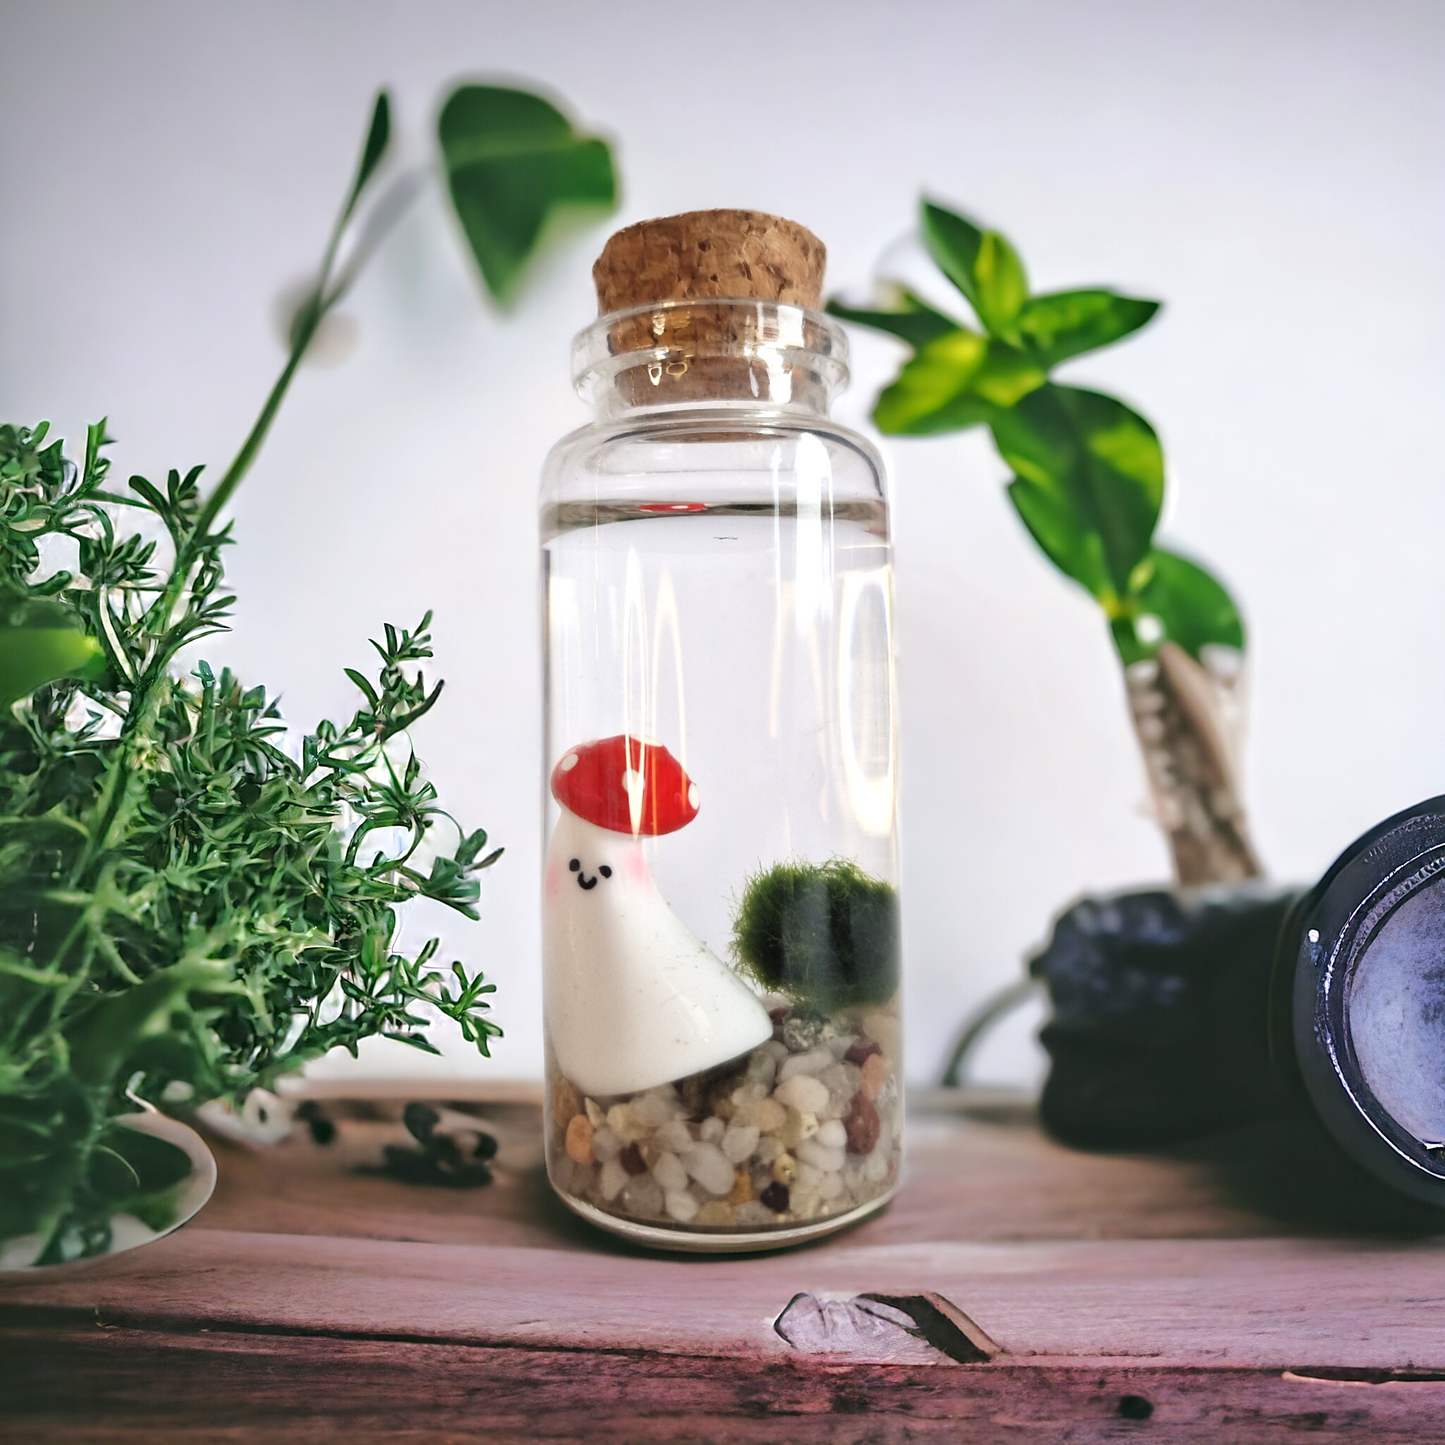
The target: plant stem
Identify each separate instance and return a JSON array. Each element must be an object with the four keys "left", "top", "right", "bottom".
[{"left": 1125, "top": 642, "right": 1262, "bottom": 886}]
